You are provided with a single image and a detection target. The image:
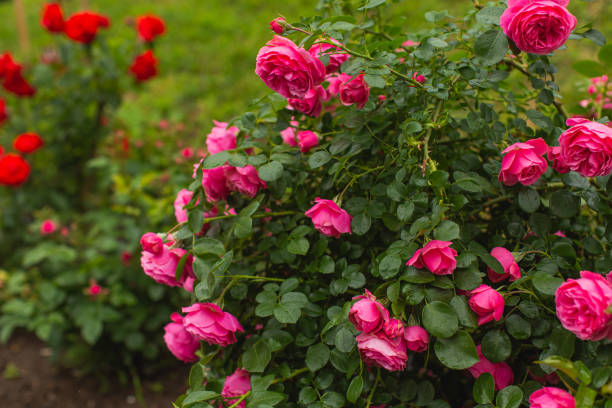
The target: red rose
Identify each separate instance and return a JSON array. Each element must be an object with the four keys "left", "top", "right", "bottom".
[
  {"left": 13, "top": 133, "right": 44, "bottom": 154},
  {"left": 41, "top": 3, "right": 65, "bottom": 33},
  {"left": 0, "top": 53, "right": 36, "bottom": 97},
  {"left": 136, "top": 15, "right": 165, "bottom": 42},
  {"left": 0, "top": 153, "right": 30, "bottom": 186},
  {"left": 64, "top": 11, "right": 110, "bottom": 44},
  {"left": 129, "top": 50, "right": 158, "bottom": 82},
  {"left": 0, "top": 99, "right": 7, "bottom": 125}
]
